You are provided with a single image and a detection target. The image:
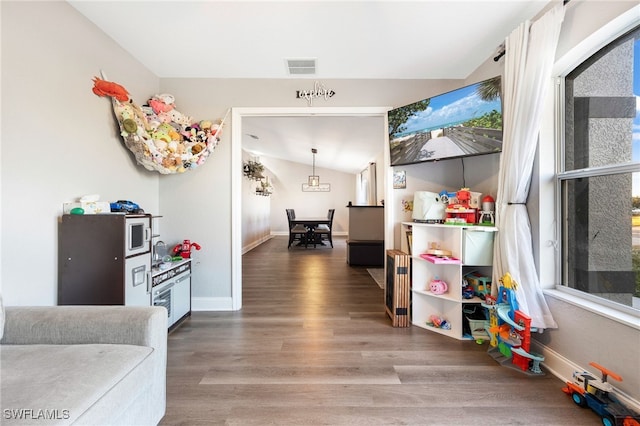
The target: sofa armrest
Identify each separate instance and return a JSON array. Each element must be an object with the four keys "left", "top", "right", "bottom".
[
  {"left": 0, "top": 306, "right": 167, "bottom": 347},
  {"left": 1, "top": 306, "right": 168, "bottom": 424}
]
